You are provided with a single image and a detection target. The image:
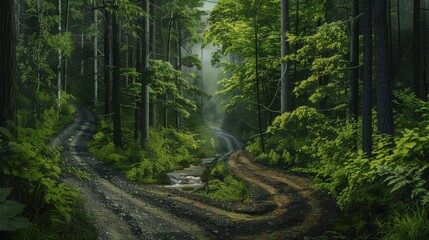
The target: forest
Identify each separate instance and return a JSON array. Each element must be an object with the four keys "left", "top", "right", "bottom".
[{"left": 1, "top": 0, "right": 429, "bottom": 239}]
